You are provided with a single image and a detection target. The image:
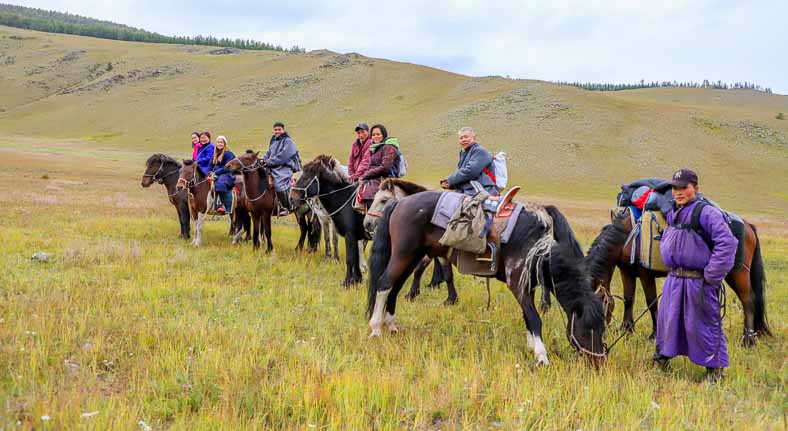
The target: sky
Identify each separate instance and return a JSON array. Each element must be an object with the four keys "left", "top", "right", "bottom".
[{"left": 16, "top": 0, "right": 788, "bottom": 94}]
